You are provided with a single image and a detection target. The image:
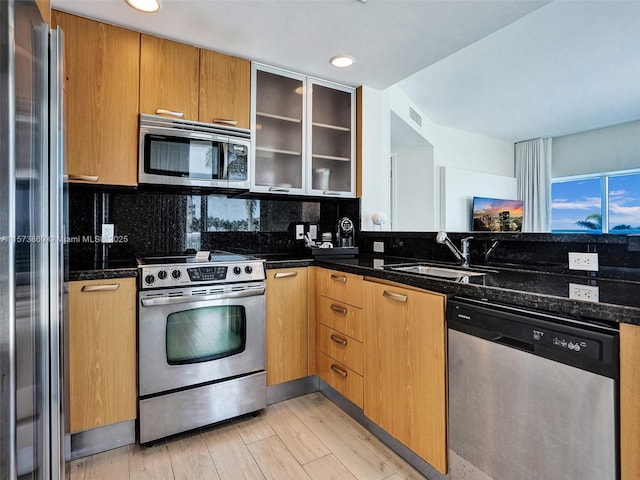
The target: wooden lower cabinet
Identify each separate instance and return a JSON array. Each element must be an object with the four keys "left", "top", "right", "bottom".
[
  {"left": 621, "top": 322, "right": 640, "bottom": 480},
  {"left": 68, "top": 278, "right": 136, "bottom": 433},
  {"left": 318, "top": 353, "right": 363, "bottom": 408},
  {"left": 266, "top": 267, "right": 308, "bottom": 385},
  {"left": 363, "top": 280, "right": 448, "bottom": 474}
]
